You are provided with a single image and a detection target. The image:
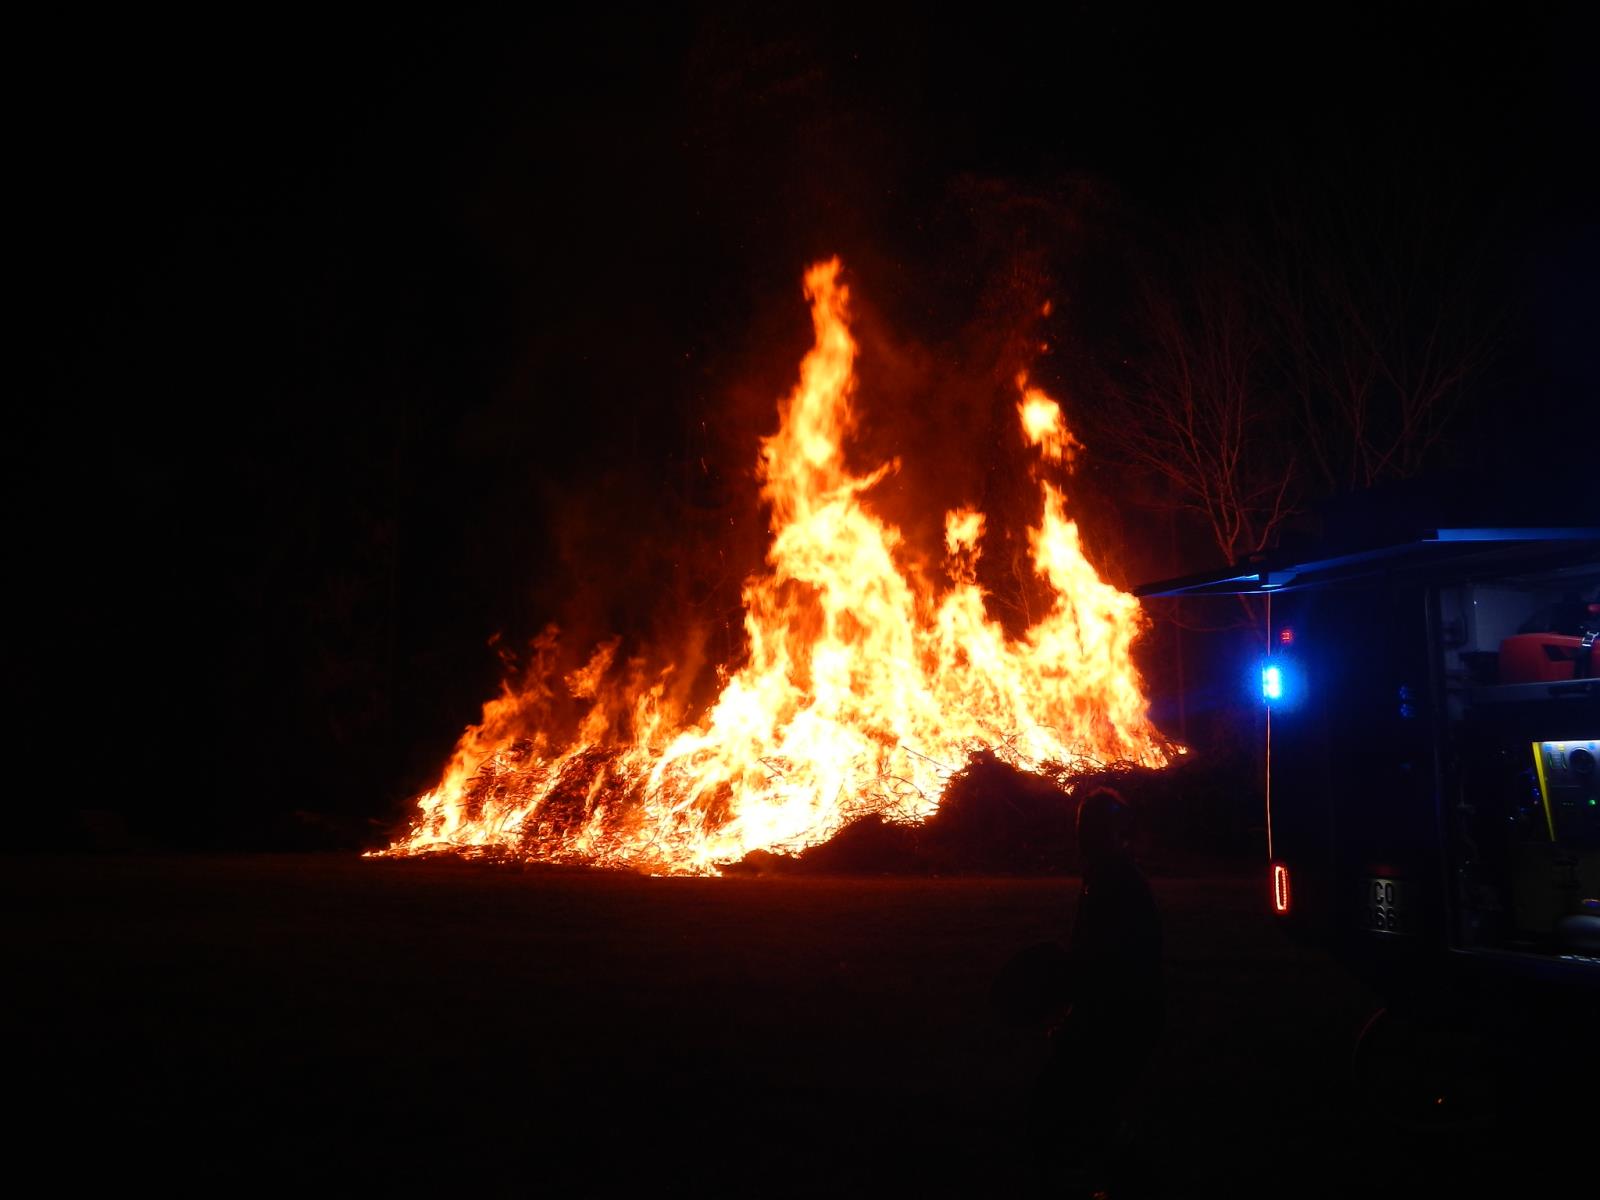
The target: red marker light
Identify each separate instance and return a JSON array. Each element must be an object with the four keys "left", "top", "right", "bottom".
[
  {"left": 1272, "top": 863, "right": 1291, "bottom": 914},
  {"left": 1279, "top": 627, "right": 1294, "bottom": 646}
]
